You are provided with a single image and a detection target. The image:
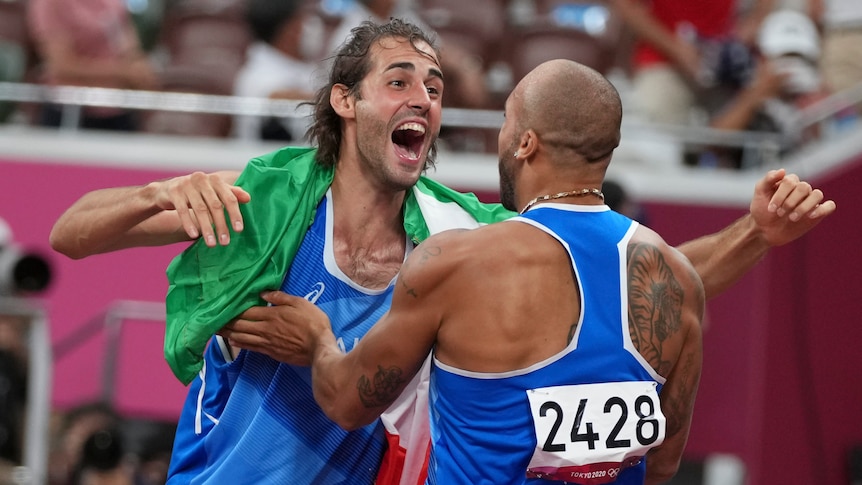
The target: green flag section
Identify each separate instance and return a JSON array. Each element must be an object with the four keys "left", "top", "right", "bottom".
[{"left": 165, "top": 146, "right": 514, "bottom": 384}]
